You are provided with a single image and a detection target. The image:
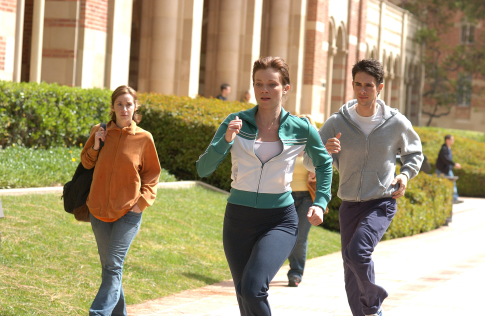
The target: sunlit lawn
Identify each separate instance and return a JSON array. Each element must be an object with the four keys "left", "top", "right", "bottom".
[
  {"left": 0, "top": 187, "right": 341, "bottom": 315},
  {"left": 0, "top": 146, "right": 176, "bottom": 189}
]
